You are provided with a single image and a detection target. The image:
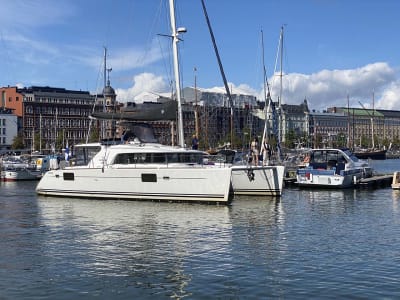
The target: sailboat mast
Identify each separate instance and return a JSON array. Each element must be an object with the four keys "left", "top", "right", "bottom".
[
  {"left": 372, "top": 90, "right": 375, "bottom": 149},
  {"left": 169, "top": 0, "right": 185, "bottom": 148},
  {"left": 200, "top": 0, "right": 234, "bottom": 148},
  {"left": 278, "top": 26, "right": 284, "bottom": 146},
  {"left": 102, "top": 47, "right": 107, "bottom": 140},
  {"left": 347, "top": 94, "right": 350, "bottom": 148},
  {"left": 261, "top": 30, "right": 269, "bottom": 149},
  {"left": 194, "top": 67, "right": 199, "bottom": 139}
]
